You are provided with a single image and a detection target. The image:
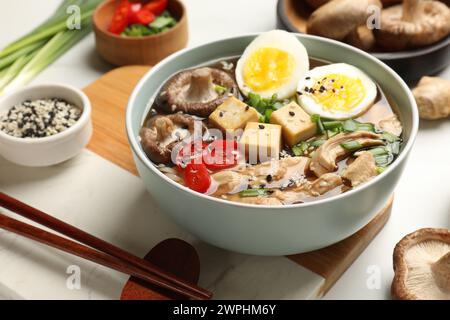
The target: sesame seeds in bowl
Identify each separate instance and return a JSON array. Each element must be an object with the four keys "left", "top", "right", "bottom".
[
  {"left": 0, "top": 98, "right": 82, "bottom": 139},
  {"left": 0, "top": 84, "right": 92, "bottom": 167}
]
